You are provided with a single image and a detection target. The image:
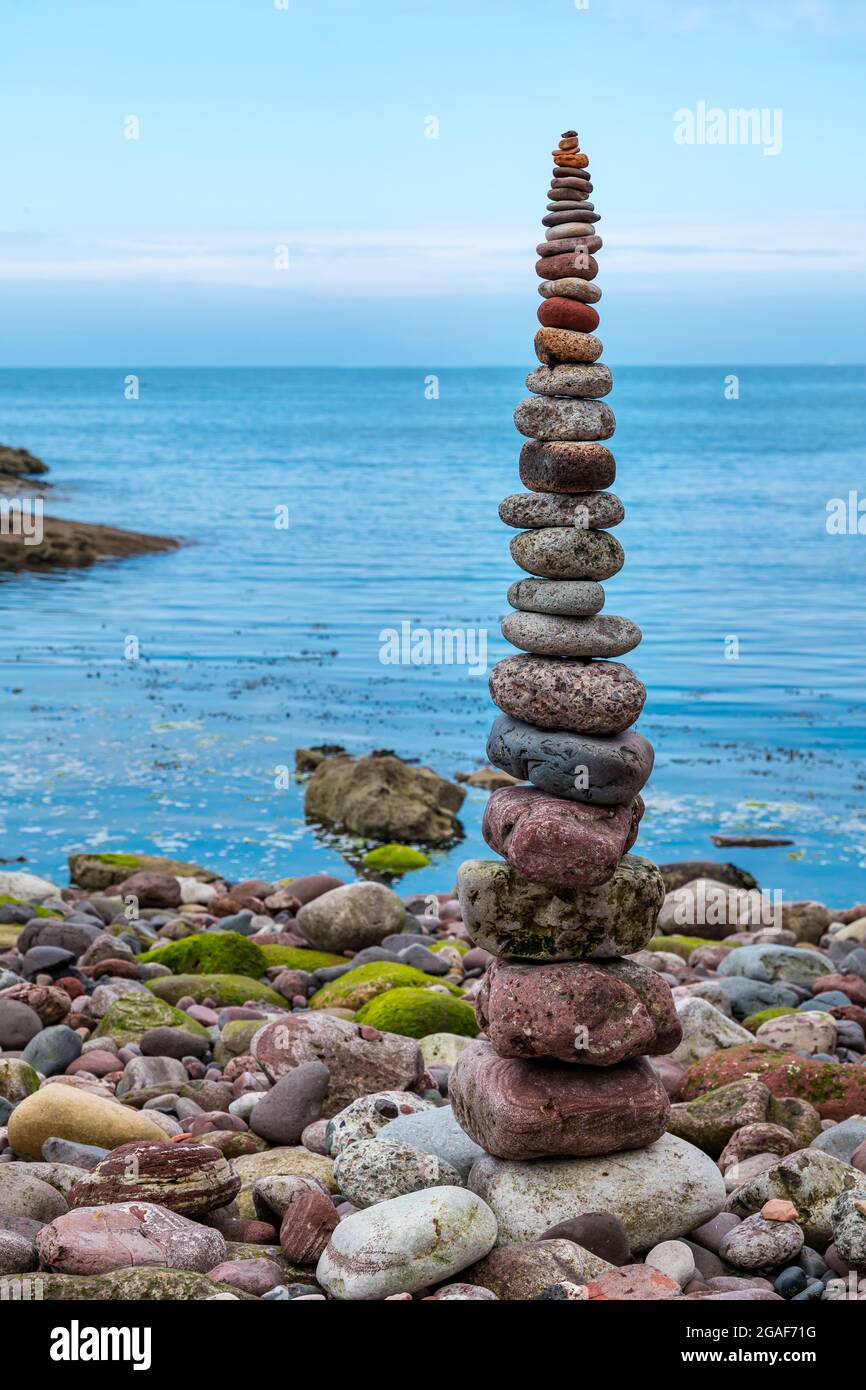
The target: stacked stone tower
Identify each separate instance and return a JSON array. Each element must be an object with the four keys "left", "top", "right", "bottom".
[{"left": 451, "top": 131, "right": 682, "bottom": 1163}]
